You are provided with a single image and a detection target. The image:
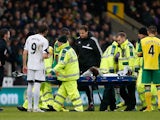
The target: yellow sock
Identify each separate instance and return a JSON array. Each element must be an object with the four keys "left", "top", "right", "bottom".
[
  {"left": 145, "top": 91, "right": 152, "bottom": 109},
  {"left": 157, "top": 90, "right": 160, "bottom": 108}
]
